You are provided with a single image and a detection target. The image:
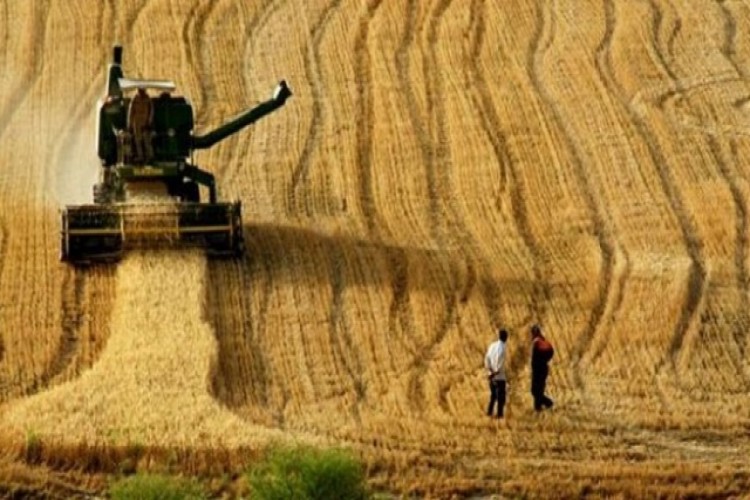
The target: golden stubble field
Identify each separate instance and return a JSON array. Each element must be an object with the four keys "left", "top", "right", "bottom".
[{"left": 1, "top": 0, "right": 750, "bottom": 497}]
